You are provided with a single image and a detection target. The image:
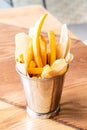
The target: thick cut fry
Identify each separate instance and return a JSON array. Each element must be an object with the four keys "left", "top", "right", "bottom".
[
  {"left": 41, "top": 59, "right": 67, "bottom": 78},
  {"left": 41, "top": 64, "right": 52, "bottom": 78},
  {"left": 39, "top": 35, "right": 47, "bottom": 66},
  {"left": 51, "top": 58, "right": 68, "bottom": 75},
  {"left": 52, "top": 58, "right": 66, "bottom": 69},
  {"left": 28, "top": 68, "right": 43, "bottom": 75},
  {"left": 48, "top": 31, "right": 57, "bottom": 65},
  {"left": 57, "top": 24, "right": 68, "bottom": 59},
  {"left": 41, "top": 59, "right": 68, "bottom": 78},
  {"left": 15, "top": 32, "right": 28, "bottom": 63},
  {"left": 28, "top": 60, "right": 36, "bottom": 68},
  {"left": 25, "top": 36, "right": 34, "bottom": 72},
  {"left": 33, "top": 13, "right": 48, "bottom": 67},
  {"left": 53, "top": 64, "right": 67, "bottom": 75},
  {"left": 47, "top": 66, "right": 67, "bottom": 77}
]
